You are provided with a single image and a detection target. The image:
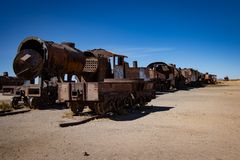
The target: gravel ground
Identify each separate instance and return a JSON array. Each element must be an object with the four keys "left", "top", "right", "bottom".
[{"left": 0, "top": 81, "right": 240, "bottom": 160}]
